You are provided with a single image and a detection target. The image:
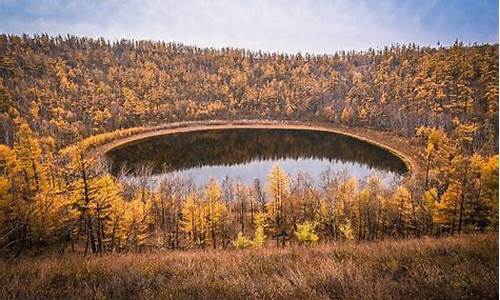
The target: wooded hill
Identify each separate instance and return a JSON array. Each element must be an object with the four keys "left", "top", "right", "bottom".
[
  {"left": 0, "top": 34, "right": 498, "bottom": 257},
  {"left": 0, "top": 34, "right": 498, "bottom": 153}
]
